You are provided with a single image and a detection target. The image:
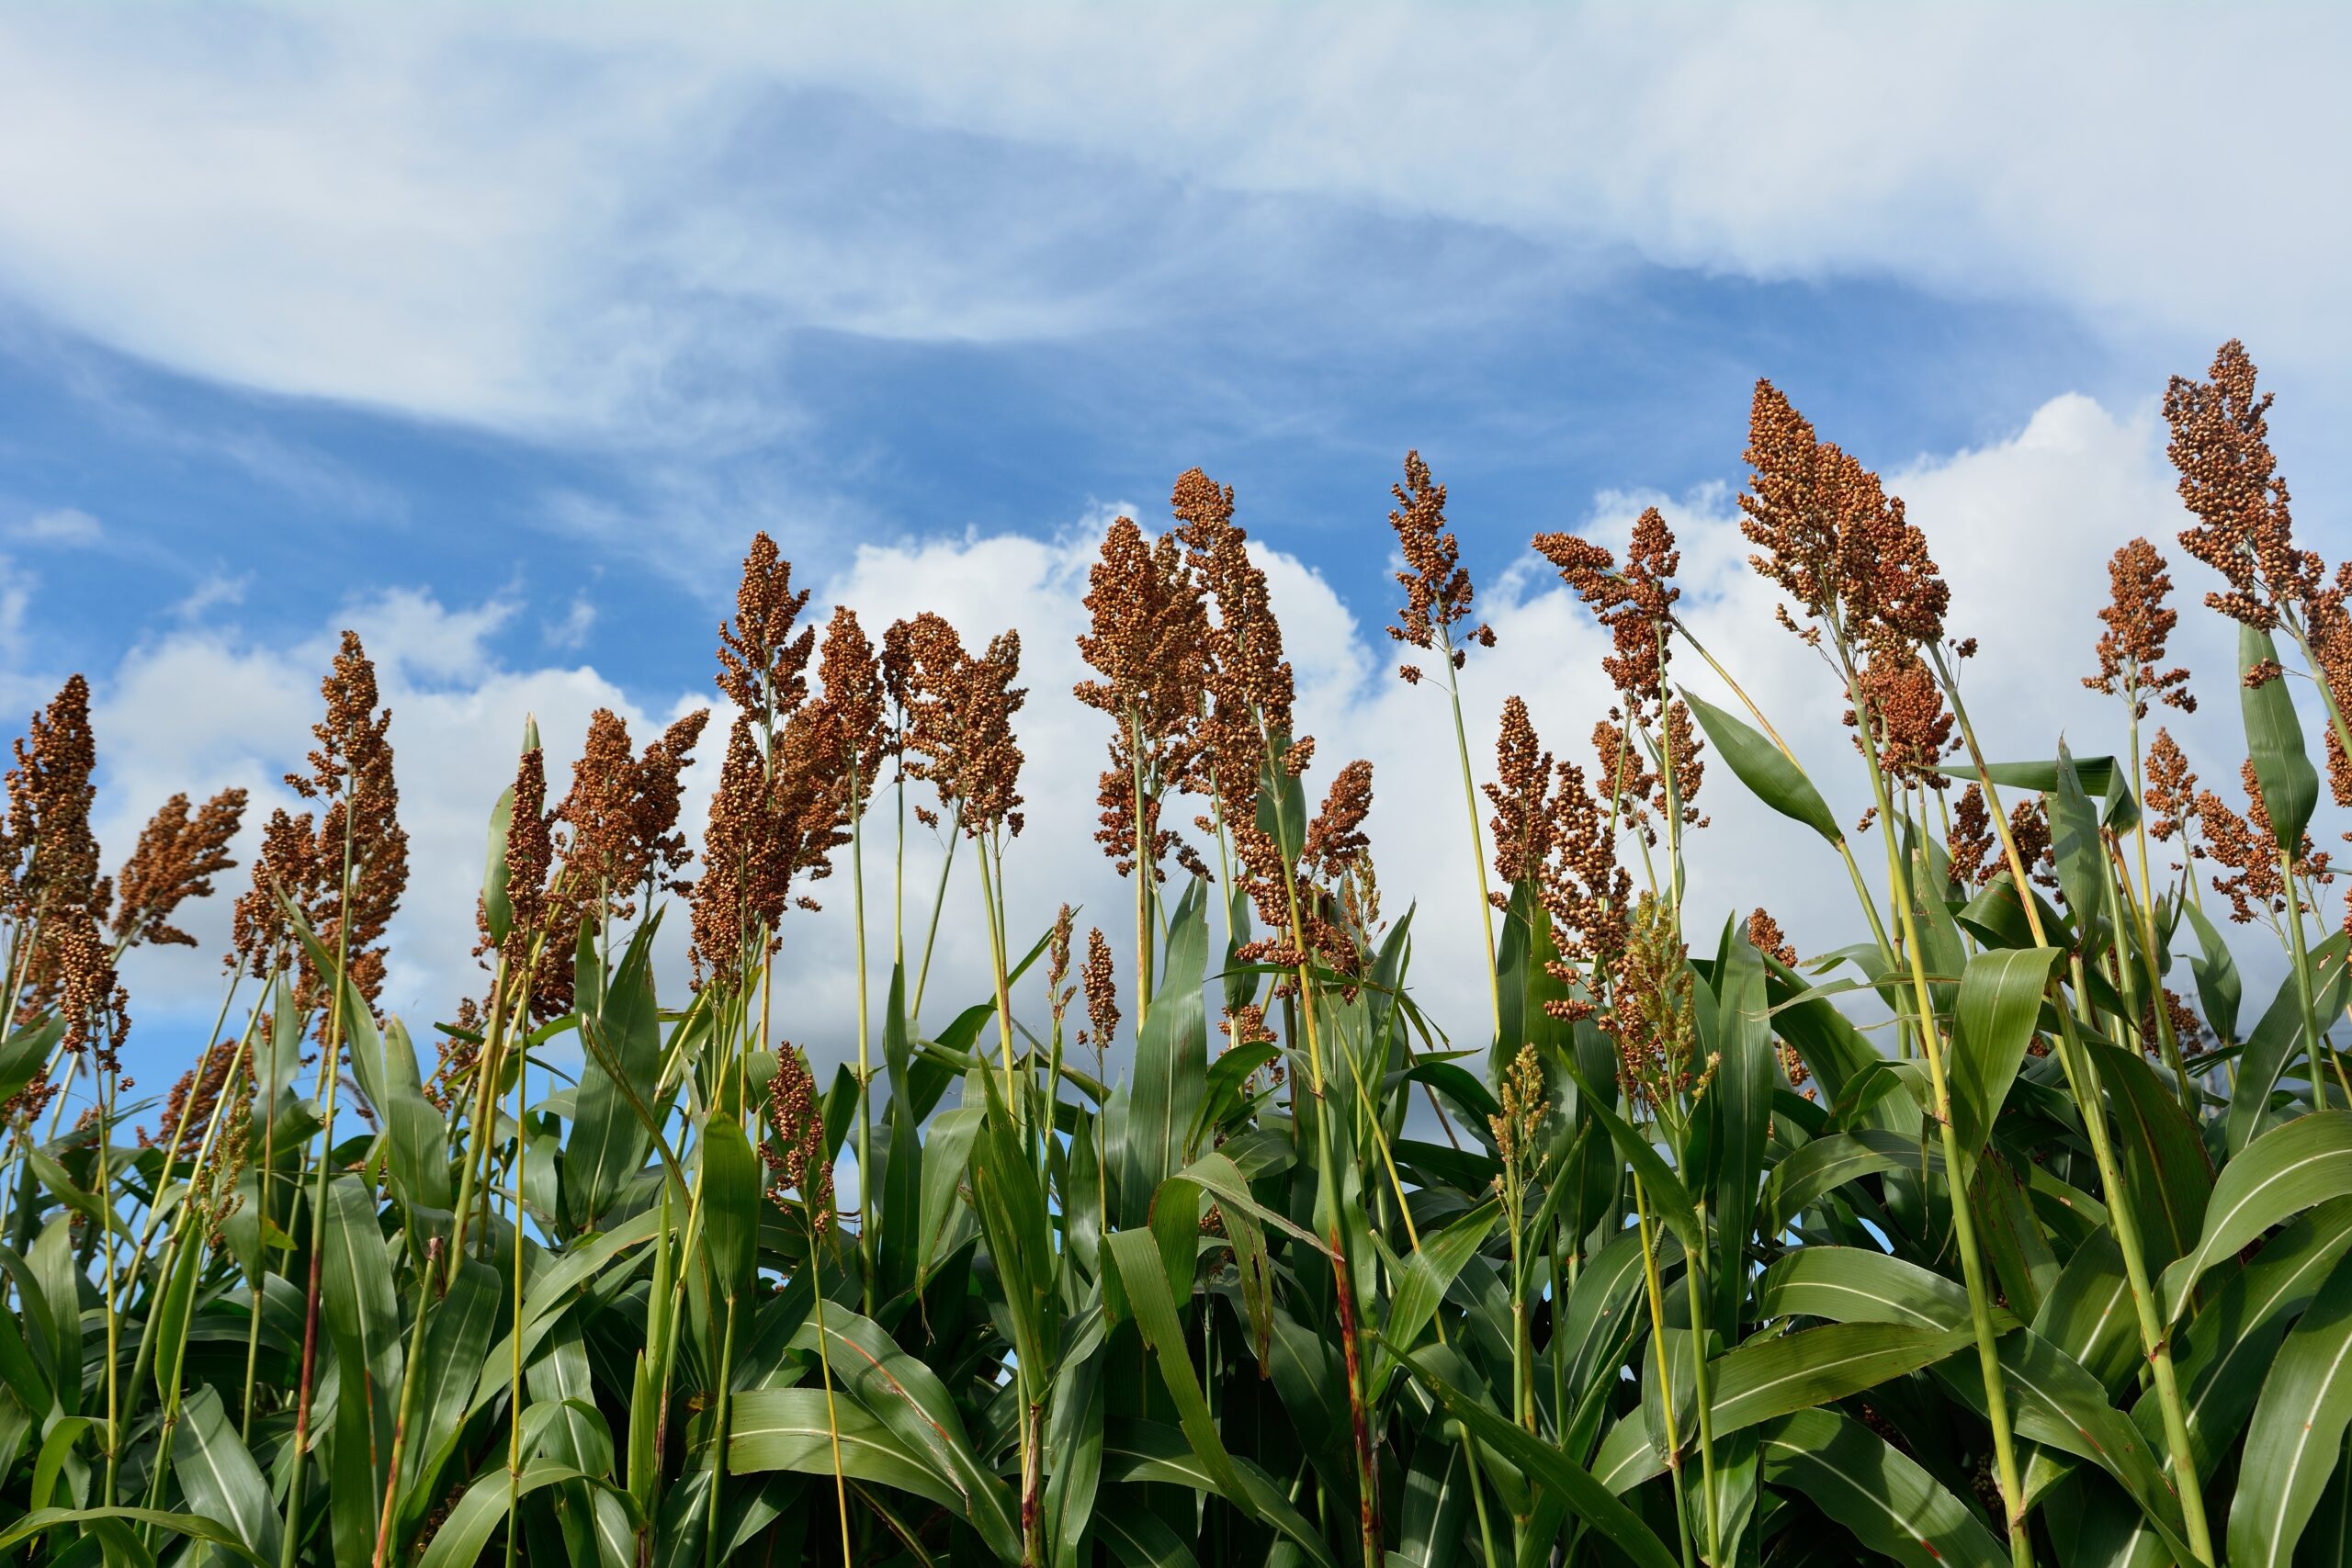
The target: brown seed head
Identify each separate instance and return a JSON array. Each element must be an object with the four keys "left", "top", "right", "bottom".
[
  {"left": 1740, "top": 381, "right": 1949, "bottom": 655},
  {"left": 1386, "top": 450, "right": 1492, "bottom": 672},
  {"left": 764, "top": 1047, "right": 835, "bottom": 1238},
  {"left": 2164, "top": 340, "right": 2316, "bottom": 629},
  {"left": 1534, "top": 505, "right": 1680, "bottom": 712},
  {"left": 2084, "top": 538, "right": 2196, "bottom": 717},
  {"left": 1080, "top": 925, "right": 1119, "bottom": 1053},
  {"left": 112, "top": 787, "right": 246, "bottom": 950},
  {"left": 716, "top": 532, "right": 816, "bottom": 721}
]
